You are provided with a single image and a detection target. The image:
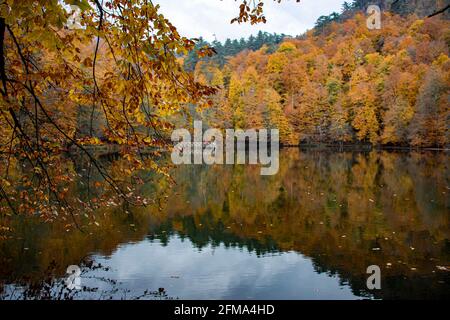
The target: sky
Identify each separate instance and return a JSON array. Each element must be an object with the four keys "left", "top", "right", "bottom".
[{"left": 153, "top": 0, "right": 346, "bottom": 42}]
